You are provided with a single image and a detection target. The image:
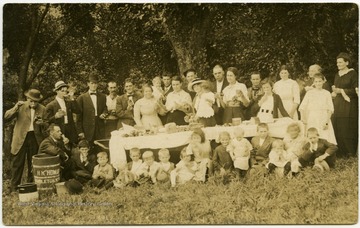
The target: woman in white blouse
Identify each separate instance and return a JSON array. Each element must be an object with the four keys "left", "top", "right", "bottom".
[
  {"left": 133, "top": 85, "right": 163, "bottom": 129},
  {"left": 273, "top": 65, "right": 300, "bottom": 120},
  {"left": 220, "top": 67, "right": 250, "bottom": 124},
  {"left": 165, "top": 76, "right": 192, "bottom": 125}
]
